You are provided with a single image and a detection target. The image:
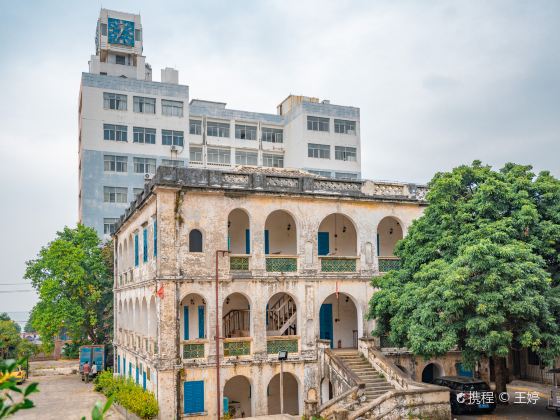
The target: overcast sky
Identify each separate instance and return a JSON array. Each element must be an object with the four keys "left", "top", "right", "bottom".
[{"left": 0, "top": 0, "right": 559, "bottom": 316}]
